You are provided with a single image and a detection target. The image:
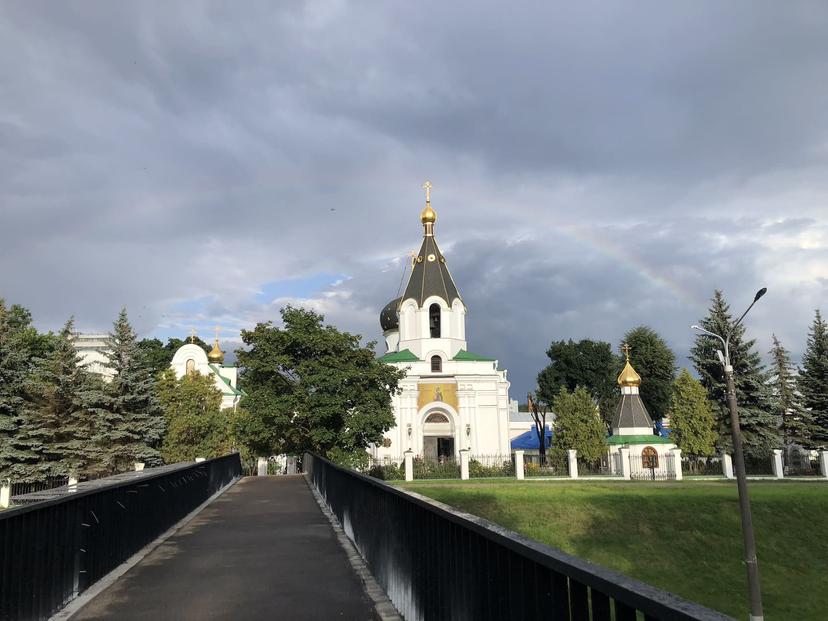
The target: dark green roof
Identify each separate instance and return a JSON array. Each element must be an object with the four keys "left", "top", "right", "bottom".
[
  {"left": 208, "top": 364, "right": 243, "bottom": 396},
  {"left": 378, "top": 349, "right": 419, "bottom": 363},
  {"left": 452, "top": 350, "right": 495, "bottom": 361},
  {"left": 401, "top": 234, "right": 461, "bottom": 307},
  {"left": 606, "top": 434, "right": 673, "bottom": 445}
]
